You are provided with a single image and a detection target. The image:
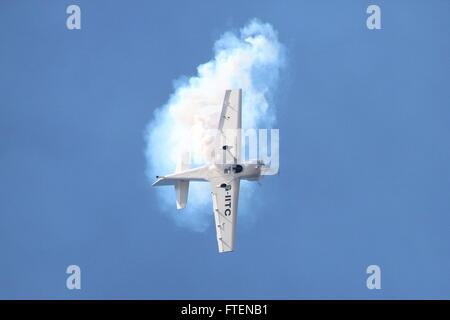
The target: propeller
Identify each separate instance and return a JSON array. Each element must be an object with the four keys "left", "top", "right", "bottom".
[{"left": 257, "top": 160, "right": 266, "bottom": 186}]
